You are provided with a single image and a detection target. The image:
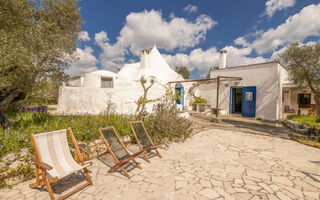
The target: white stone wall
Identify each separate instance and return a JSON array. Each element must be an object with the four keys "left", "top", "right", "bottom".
[
  {"left": 57, "top": 80, "right": 167, "bottom": 115},
  {"left": 196, "top": 62, "right": 283, "bottom": 120}
]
